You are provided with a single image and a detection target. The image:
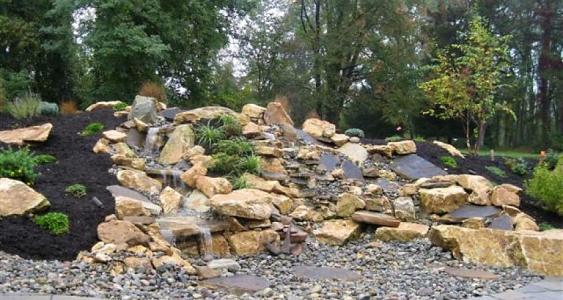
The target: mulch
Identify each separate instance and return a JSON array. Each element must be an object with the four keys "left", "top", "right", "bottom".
[
  {"left": 0, "top": 109, "right": 124, "bottom": 261},
  {"left": 363, "top": 138, "right": 562, "bottom": 228}
]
